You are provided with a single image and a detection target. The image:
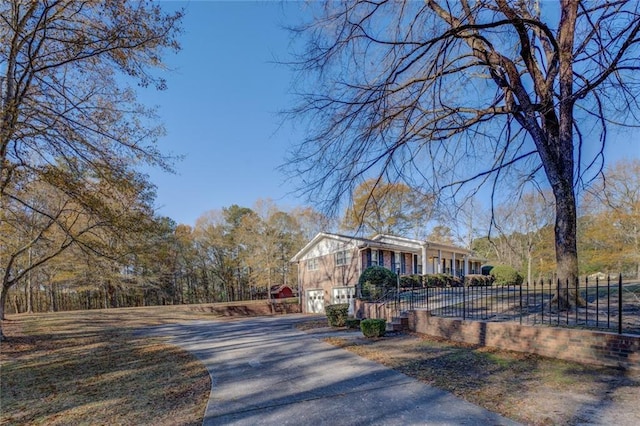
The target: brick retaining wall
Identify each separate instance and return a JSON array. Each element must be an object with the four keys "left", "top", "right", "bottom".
[
  {"left": 355, "top": 300, "right": 639, "bottom": 371},
  {"left": 187, "top": 299, "right": 301, "bottom": 316}
]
